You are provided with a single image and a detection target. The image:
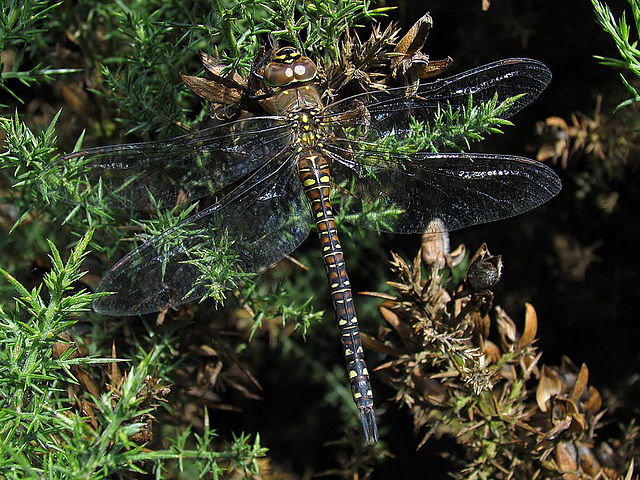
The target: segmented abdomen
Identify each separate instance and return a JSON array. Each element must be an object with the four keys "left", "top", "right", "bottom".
[{"left": 297, "top": 149, "right": 378, "bottom": 443}]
